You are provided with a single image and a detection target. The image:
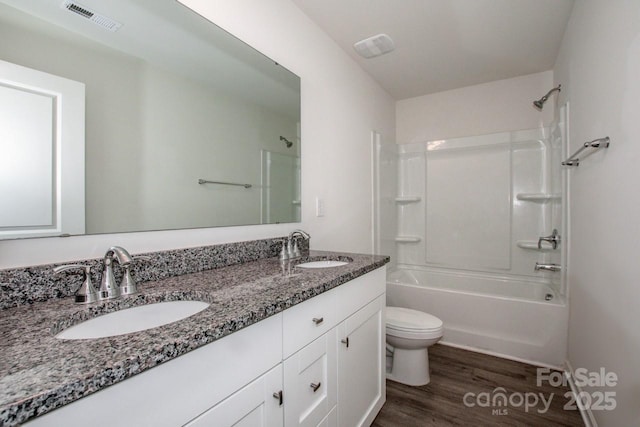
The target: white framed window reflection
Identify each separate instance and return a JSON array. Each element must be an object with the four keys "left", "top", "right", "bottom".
[{"left": 0, "top": 60, "right": 85, "bottom": 239}]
